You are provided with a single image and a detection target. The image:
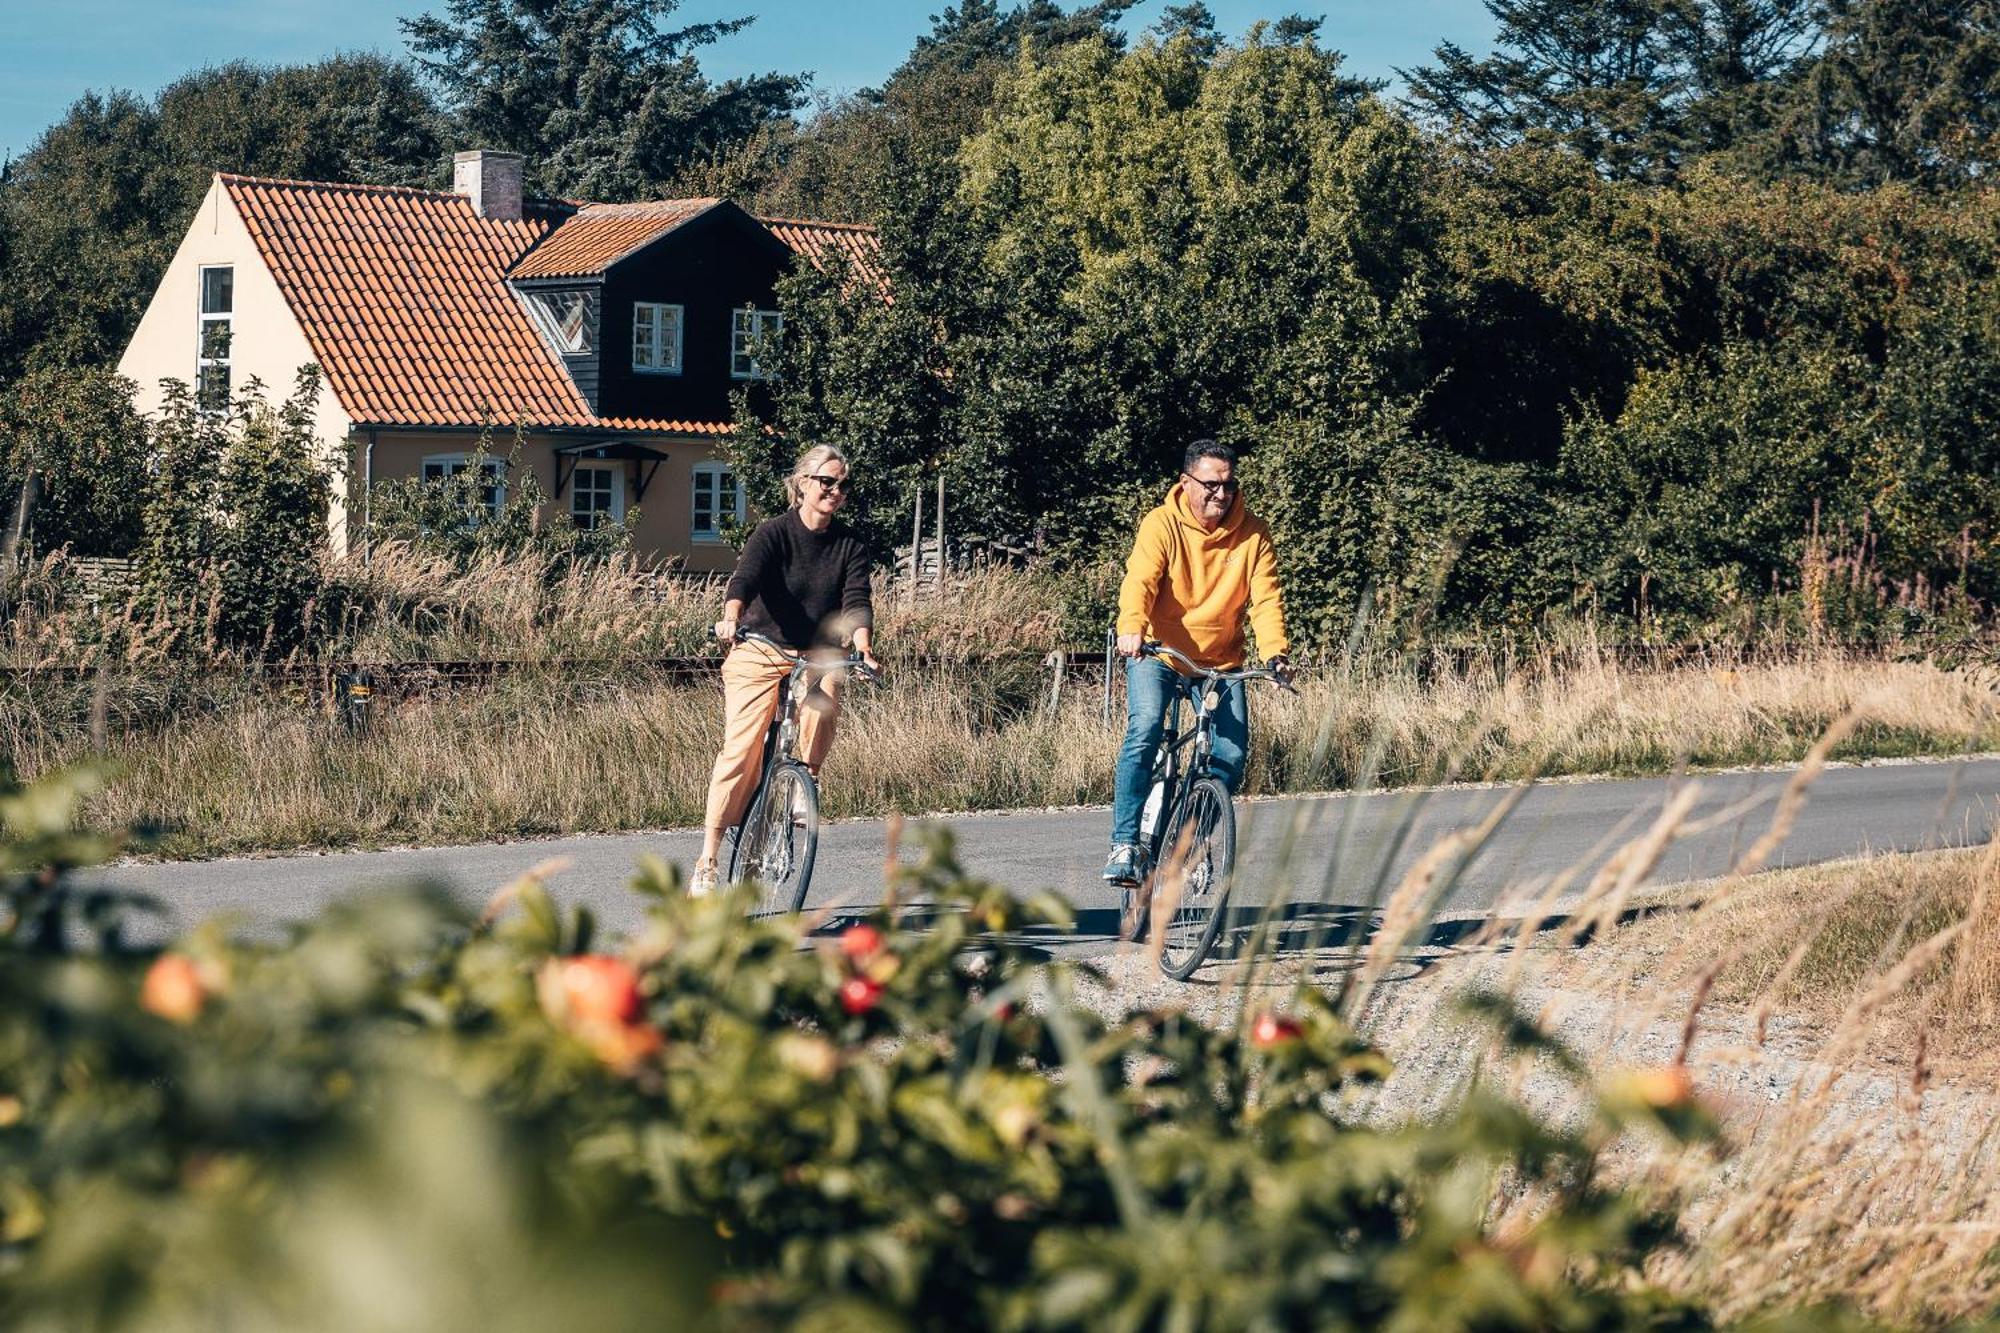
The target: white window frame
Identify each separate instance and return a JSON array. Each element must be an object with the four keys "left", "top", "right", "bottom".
[
  {"left": 730, "top": 308, "right": 783, "bottom": 380},
  {"left": 568, "top": 463, "right": 626, "bottom": 530},
  {"left": 421, "top": 452, "right": 508, "bottom": 520},
  {"left": 691, "top": 461, "right": 745, "bottom": 543},
  {"left": 196, "top": 264, "right": 233, "bottom": 412},
  {"left": 632, "top": 301, "right": 684, "bottom": 375},
  {"left": 523, "top": 289, "right": 593, "bottom": 356}
]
